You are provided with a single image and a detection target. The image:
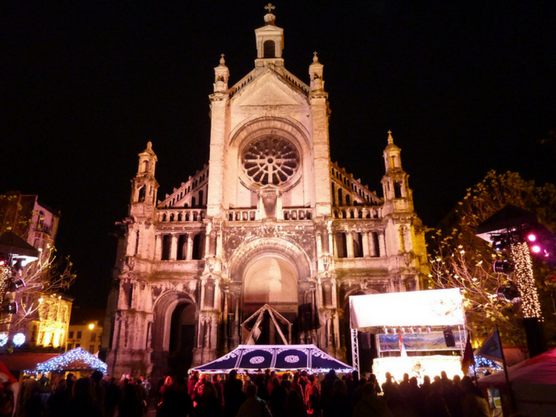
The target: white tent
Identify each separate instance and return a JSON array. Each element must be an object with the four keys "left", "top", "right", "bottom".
[
  {"left": 349, "top": 288, "right": 465, "bottom": 329},
  {"left": 348, "top": 289, "right": 466, "bottom": 376},
  {"left": 477, "top": 348, "right": 556, "bottom": 417}
]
